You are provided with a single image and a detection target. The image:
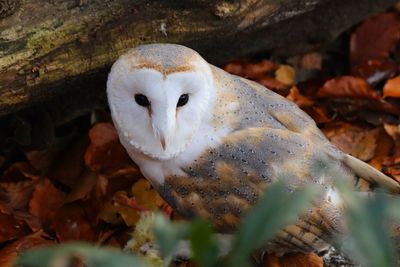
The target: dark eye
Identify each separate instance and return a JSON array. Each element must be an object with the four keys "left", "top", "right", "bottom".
[
  {"left": 177, "top": 94, "right": 189, "bottom": 107},
  {"left": 135, "top": 94, "right": 150, "bottom": 107}
]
